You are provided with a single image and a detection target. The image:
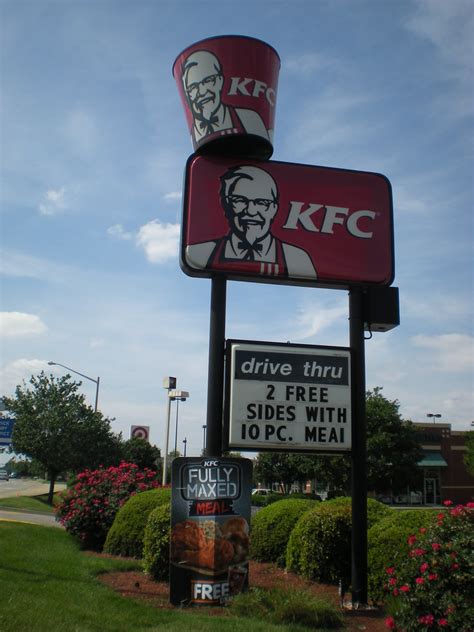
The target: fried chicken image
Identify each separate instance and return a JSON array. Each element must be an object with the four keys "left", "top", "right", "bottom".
[
  {"left": 180, "top": 537, "right": 234, "bottom": 570},
  {"left": 221, "top": 517, "right": 249, "bottom": 564},
  {"left": 171, "top": 517, "right": 249, "bottom": 571}
]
